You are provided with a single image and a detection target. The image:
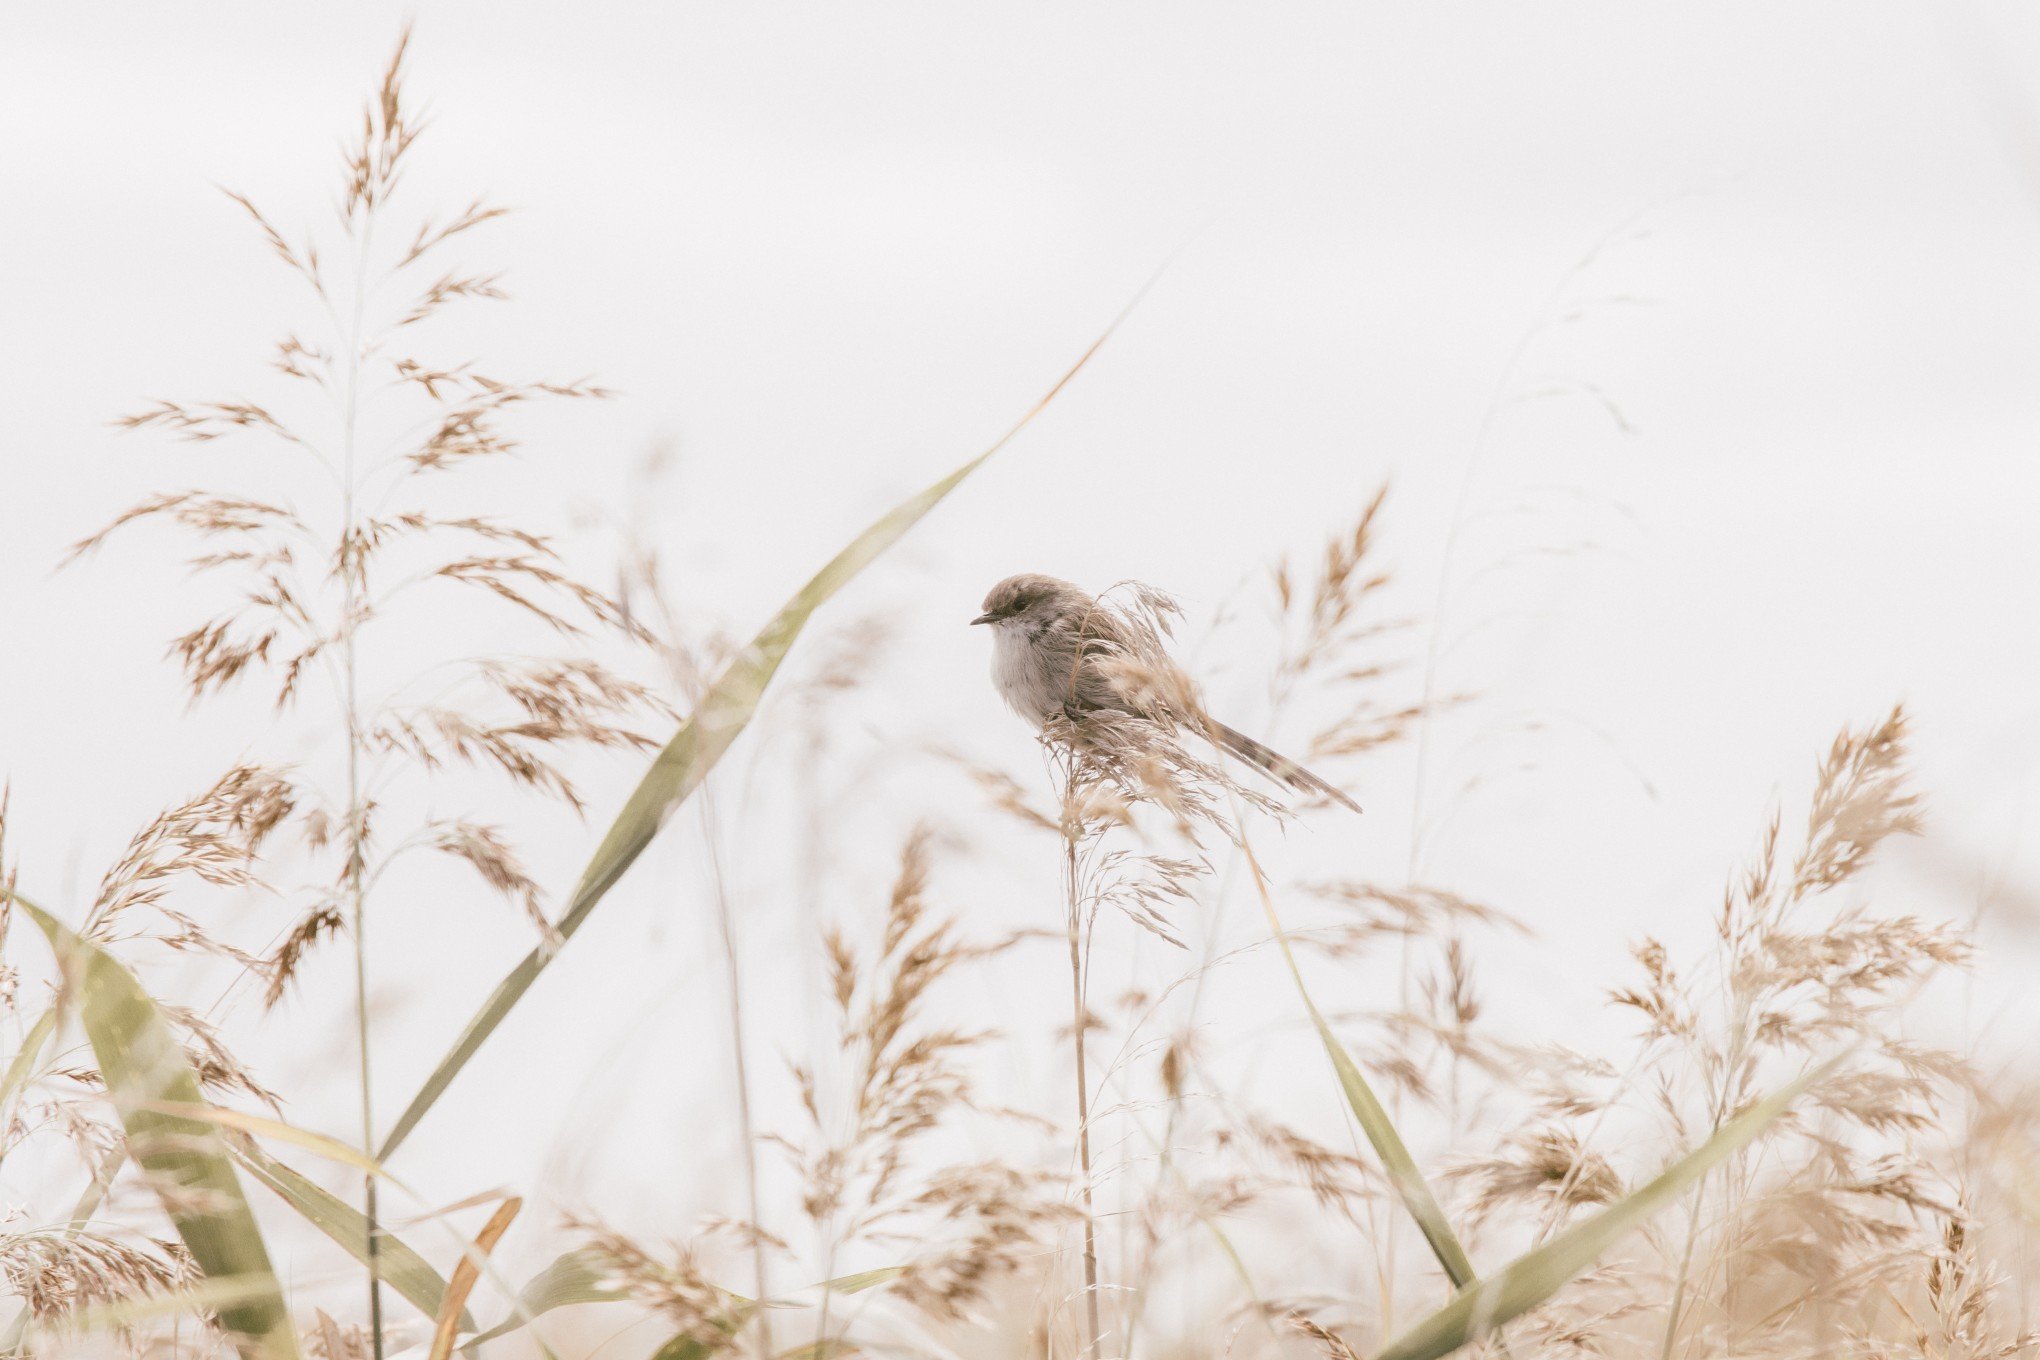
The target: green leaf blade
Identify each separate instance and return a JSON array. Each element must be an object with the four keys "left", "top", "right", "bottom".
[
  {"left": 462, "top": 1246, "right": 623, "bottom": 1348},
  {"left": 0, "top": 1007, "right": 56, "bottom": 1114},
  {"left": 17, "top": 897, "right": 299, "bottom": 1360},
  {"left": 1244, "top": 850, "right": 1479, "bottom": 1292},
  {"left": 1306, "top": 1002, "right": 1477, "bottom": 1290},
  {"left": 1372, "top": 1056, "right": 1840, "bottom": 1360},
  {"left": 236, "top": 1145, "right": 472, "bottom": 1330}
]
